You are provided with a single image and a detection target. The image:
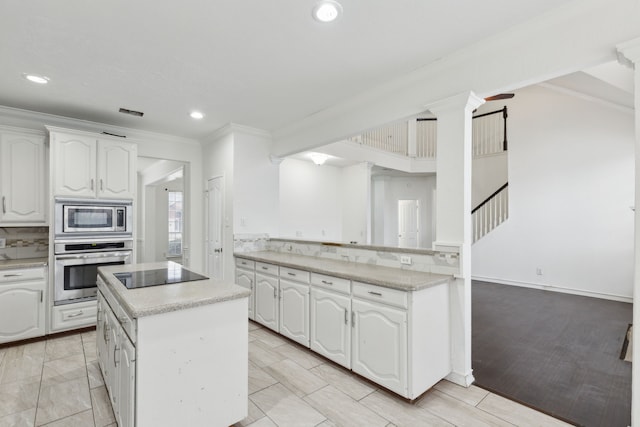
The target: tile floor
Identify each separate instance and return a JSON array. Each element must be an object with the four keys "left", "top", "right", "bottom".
[{"left": 0, "top": 322, "right": 573, "bottom": 427}]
